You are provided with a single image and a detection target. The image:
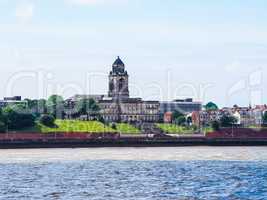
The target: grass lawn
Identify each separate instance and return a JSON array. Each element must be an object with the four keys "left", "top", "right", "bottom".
[
  {"left": 10, "top": 120, "right": 141, "bottom": 134},
  {"left": 115, "top": 123, "right": 141, "bottom": 134},
  {"left": 202, "top": 126, "right": 214, "bottom": 134},
  {"left": 39, "top": 120, "right": 116, "bottom": 133},
  {"left": 156, "top": 123, "right": 195, "bottom": 134}
]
